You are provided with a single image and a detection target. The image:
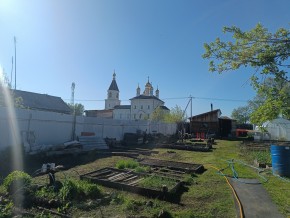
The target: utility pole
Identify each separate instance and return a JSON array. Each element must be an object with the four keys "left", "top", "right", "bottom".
[
  {"left": 71, "top": 82, "right": 76, "bottom": 140},
  {"left": 190, "top": 95, "right": 193, "bottom": 134},
  {"left": 10, "top": 57, "right": 13, "bottom": 88},
  {"left": 14, "top": 36, "right": 16, "bottom": 90}
]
